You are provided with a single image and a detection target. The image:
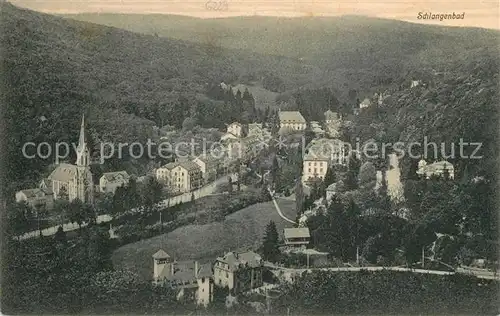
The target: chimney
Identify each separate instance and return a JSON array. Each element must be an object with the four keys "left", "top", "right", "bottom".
[{"left": 195, "top": 261, "right": 199, "bottom": 278}]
